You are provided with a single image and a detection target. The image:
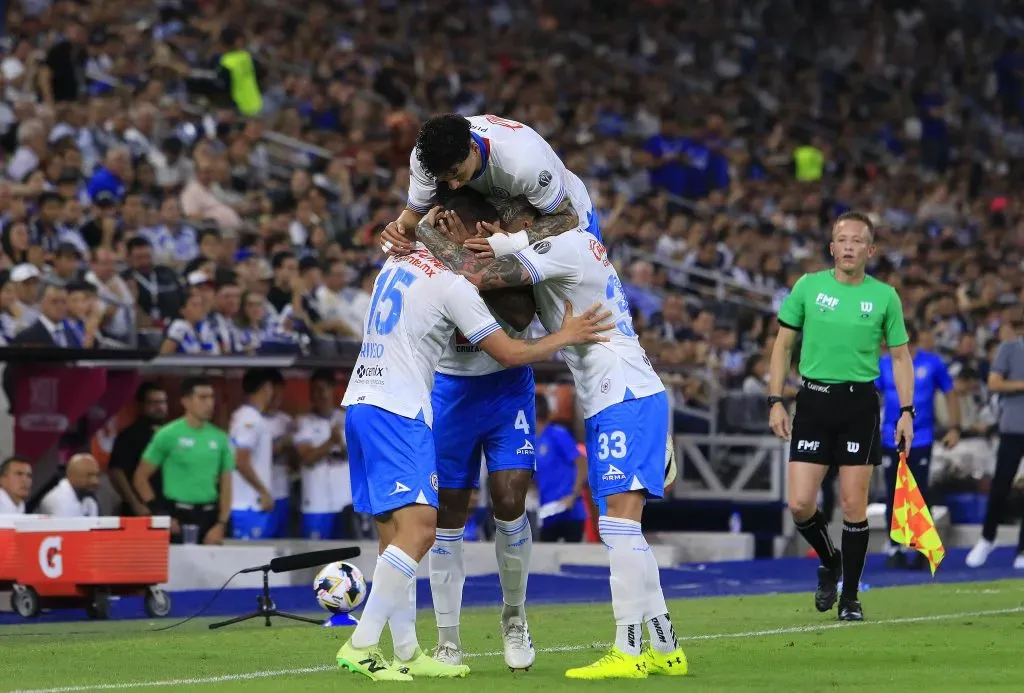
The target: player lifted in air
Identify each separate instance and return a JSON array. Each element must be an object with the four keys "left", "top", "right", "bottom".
[
  {"left": 413, "top": 201, "right": 689, "bottom": 680},
  {"left": 423, "top": 189, "right": 541, "bottom": 671},
  {"left": 335, "top": 221, "right": 613, "bottom": 681}
]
